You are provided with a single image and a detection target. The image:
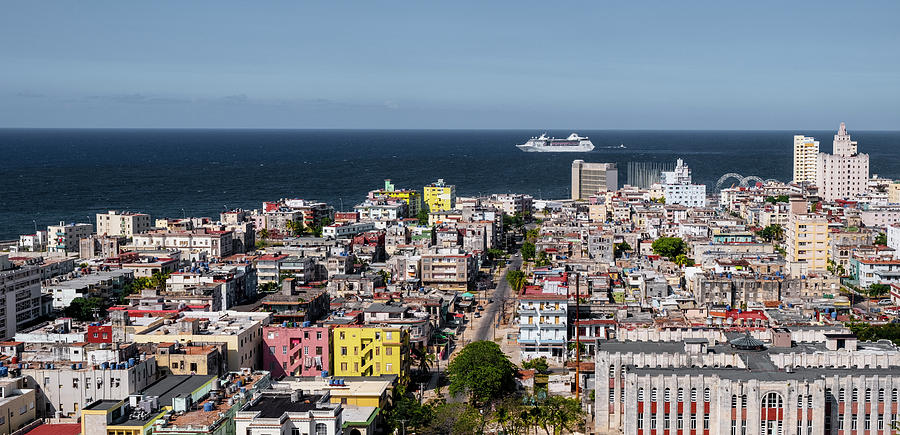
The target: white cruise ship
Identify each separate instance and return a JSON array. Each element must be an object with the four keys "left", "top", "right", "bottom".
[{"left": 516, "top": 133, "right": 594, "bottom": 152}]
